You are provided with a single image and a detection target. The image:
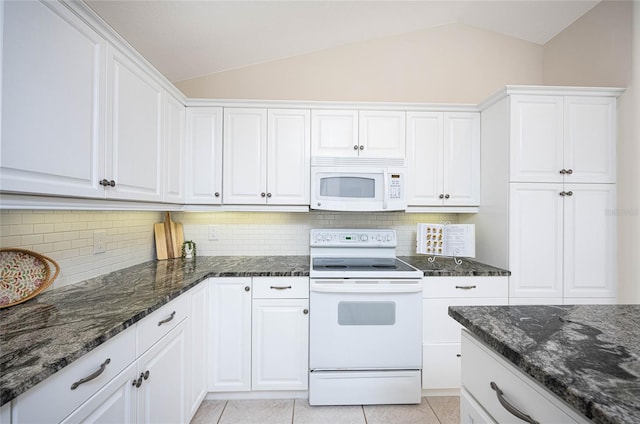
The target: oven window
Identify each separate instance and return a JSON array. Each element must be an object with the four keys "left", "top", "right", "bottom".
[
  {"left": 337, "top": 301, "right": 396, "bottom": 325},
  {"left": 319, "top": 176, "right": 375, "bottom": 198}
]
